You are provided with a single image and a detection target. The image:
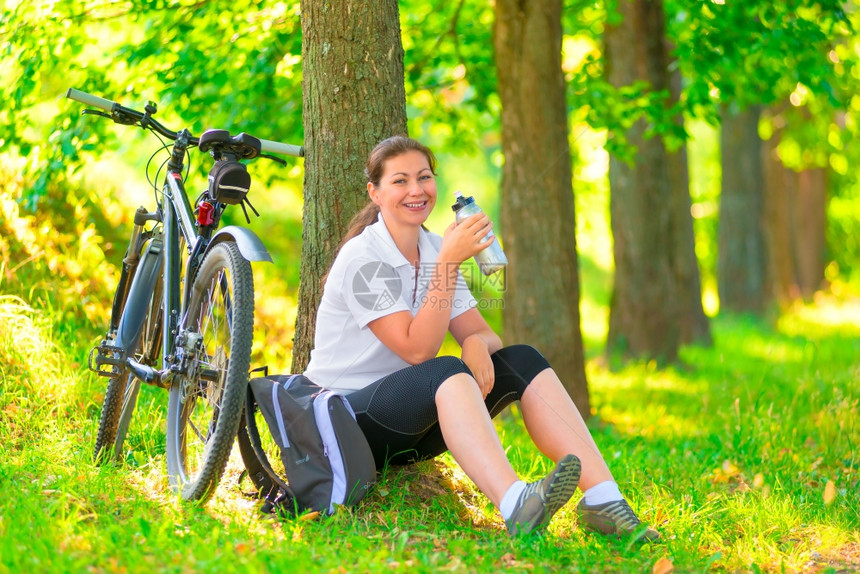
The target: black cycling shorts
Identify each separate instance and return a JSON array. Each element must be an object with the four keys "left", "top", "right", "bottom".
[{"left": 345, "top": 344, "right": 551, "bottom": 470}]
